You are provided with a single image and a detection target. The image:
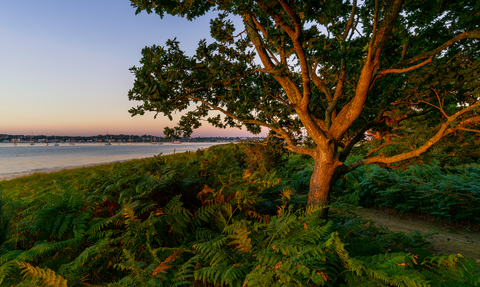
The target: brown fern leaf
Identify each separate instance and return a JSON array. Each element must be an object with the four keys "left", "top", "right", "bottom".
[{"left": 152, "top": 251, "right": 180, "bottom": 276}]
